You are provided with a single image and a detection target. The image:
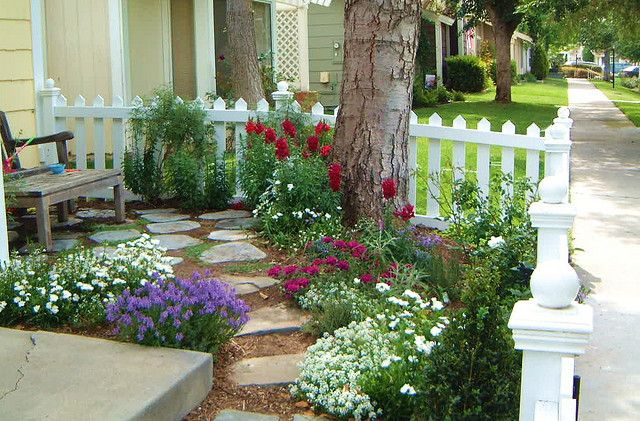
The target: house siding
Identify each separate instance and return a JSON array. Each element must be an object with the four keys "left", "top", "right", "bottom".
[
  {"left": 0, "top": 0, "right": 39, "bottom": 167},
  {"left": 307, "top": 0, "right": 344, "bottom": 107}
]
